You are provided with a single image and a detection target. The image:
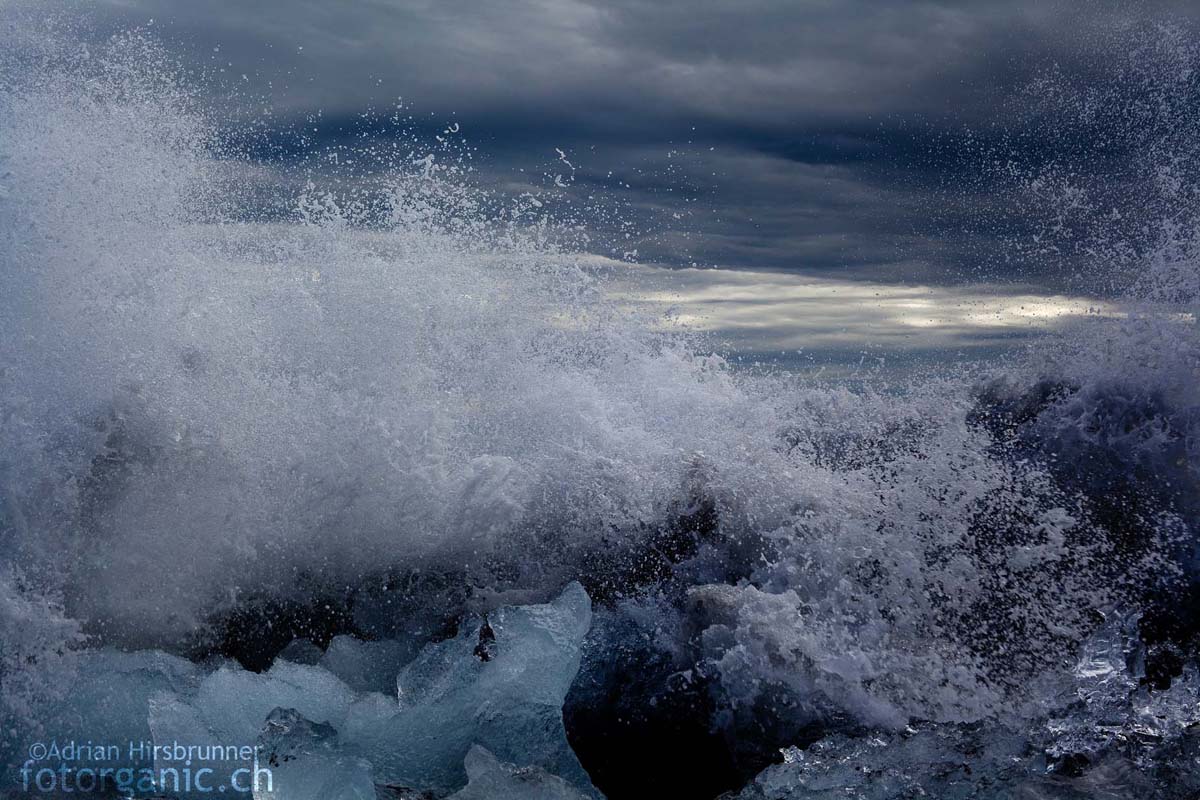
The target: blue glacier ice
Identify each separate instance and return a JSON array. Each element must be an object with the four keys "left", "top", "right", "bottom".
[
  {"left": 343, "top": 581, "right": 600, "bottom": 797},
  {"left": 53, "top": 583, "right": 603, "bottom": 798},
  {"left": 0, "top": 648, "right": 200, "bottom": 783},
  {"left": 318, "top": 634, "right": 421, "bottom": 695},
  {"left": 253, "top": 708, "right": 377, "bottom": 800},
  {"left": 150, "top": 659, "right": 359, "bottom": 747},
  {"left": 446, "top": 745, "right": 593, "bottom": 800}
]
